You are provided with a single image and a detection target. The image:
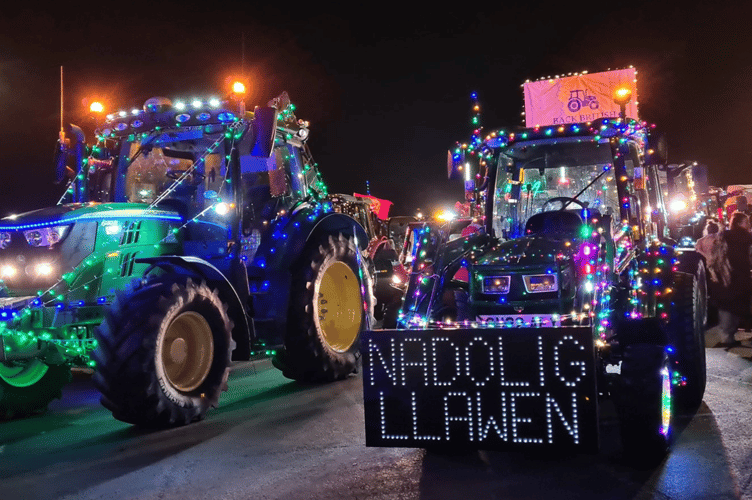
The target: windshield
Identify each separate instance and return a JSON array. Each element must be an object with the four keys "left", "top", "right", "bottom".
[
  {"left": 492, "top": 139, "right": 619, "bottom": 238},
  {"left": 123, "top": 130, "right": 228, "bottom": 205}
]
